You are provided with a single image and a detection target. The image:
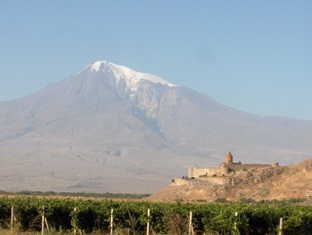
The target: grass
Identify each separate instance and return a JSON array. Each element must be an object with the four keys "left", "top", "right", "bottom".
[
  {"left": 0, "top": 225, "right": 138, "bottom": 235},
  {"left": 0, "top": 228, "right": 99, "bottom": 235},
  {"left": 0, "top": 228, "right": 42, "bottom": 234}
]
